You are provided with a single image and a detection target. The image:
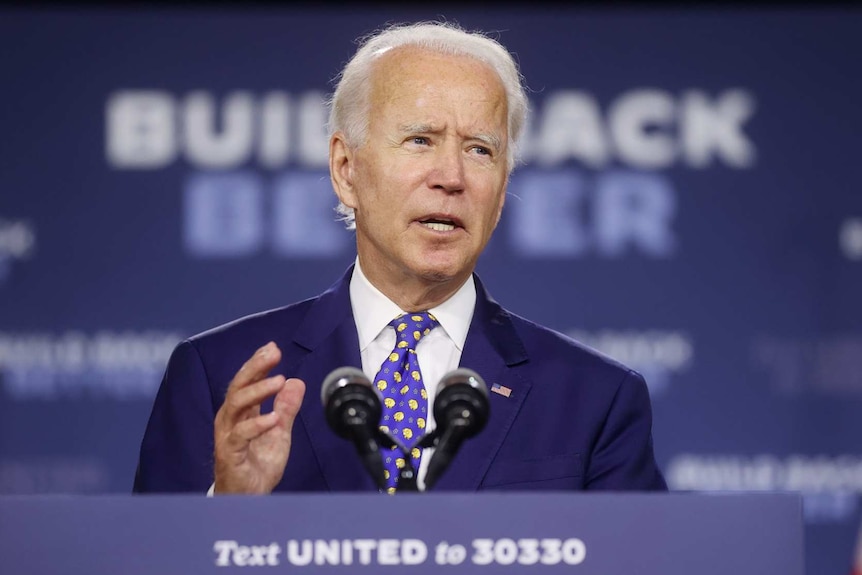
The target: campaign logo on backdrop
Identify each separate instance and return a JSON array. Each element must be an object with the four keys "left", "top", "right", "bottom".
[
  {"left": 0, "top": 218, "right": 36, "bottom": 285},
  {"left": 0, "top": 457, "right": 110, "bottom": 494},
  {"left": 104, "top": 88, "right": 757, "bottom": 261},
  {"left": 566, "top": 329, "right": 693, "bottom": 397},
  {"left": 0, "top": 331, "right": 183, "bottom": 400},
  {"left": 840, "top": 218, "right": 862, "bottom": 261},
  {"left": 752, "top": 334, "right": 862, "bottom": 397},
  {"left": 666, "top": 453, "right": 862, "bottom": 524}
]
